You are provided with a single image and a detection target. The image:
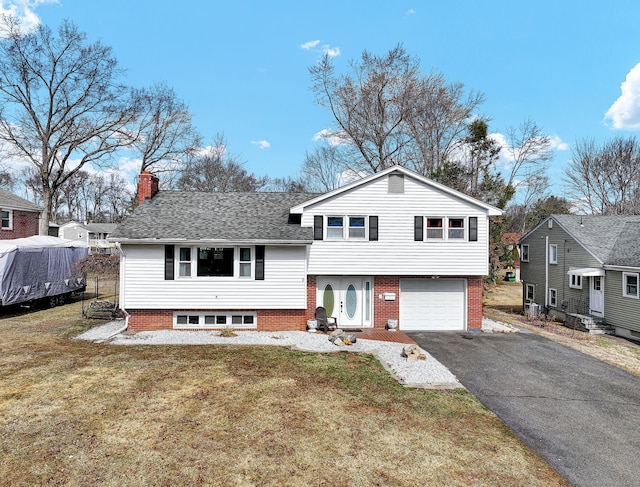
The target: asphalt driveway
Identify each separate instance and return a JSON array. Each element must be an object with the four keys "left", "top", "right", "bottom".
[{"left": 407, "top": 330, "right": 640, "bottom": 487}]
